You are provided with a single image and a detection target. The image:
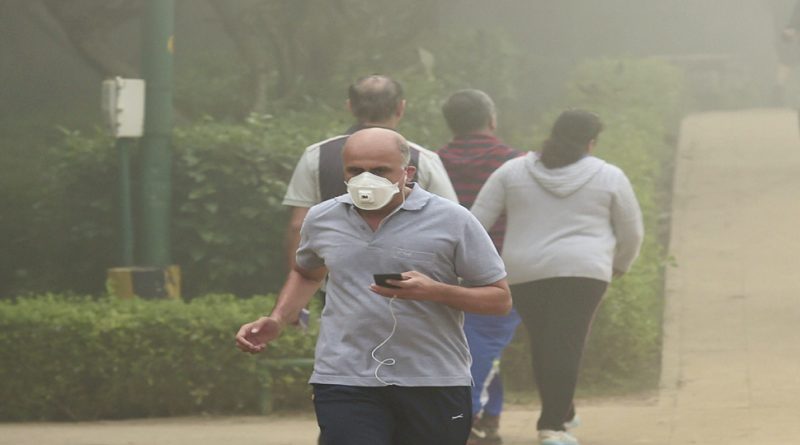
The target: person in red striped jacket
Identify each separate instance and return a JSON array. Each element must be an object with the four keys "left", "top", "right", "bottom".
[{"left": 438, "top": 89, "right": 524, "bottom": 445}]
